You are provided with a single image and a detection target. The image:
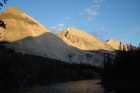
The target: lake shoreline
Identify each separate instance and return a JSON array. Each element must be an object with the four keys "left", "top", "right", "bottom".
[
  {"left": 38, "top": 78, "right": 99, "bottom": 85},
  {"left": 0, "top": 78, "right": 98, "bottom": 92}
]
